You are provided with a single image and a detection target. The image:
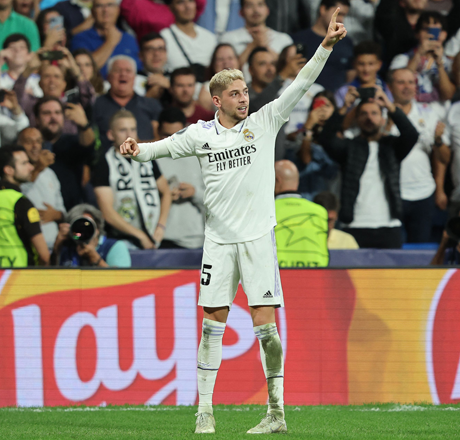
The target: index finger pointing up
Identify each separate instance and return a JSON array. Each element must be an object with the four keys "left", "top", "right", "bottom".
[{"left": 331, "top": 7, "right": 340, "bottom": 24}]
